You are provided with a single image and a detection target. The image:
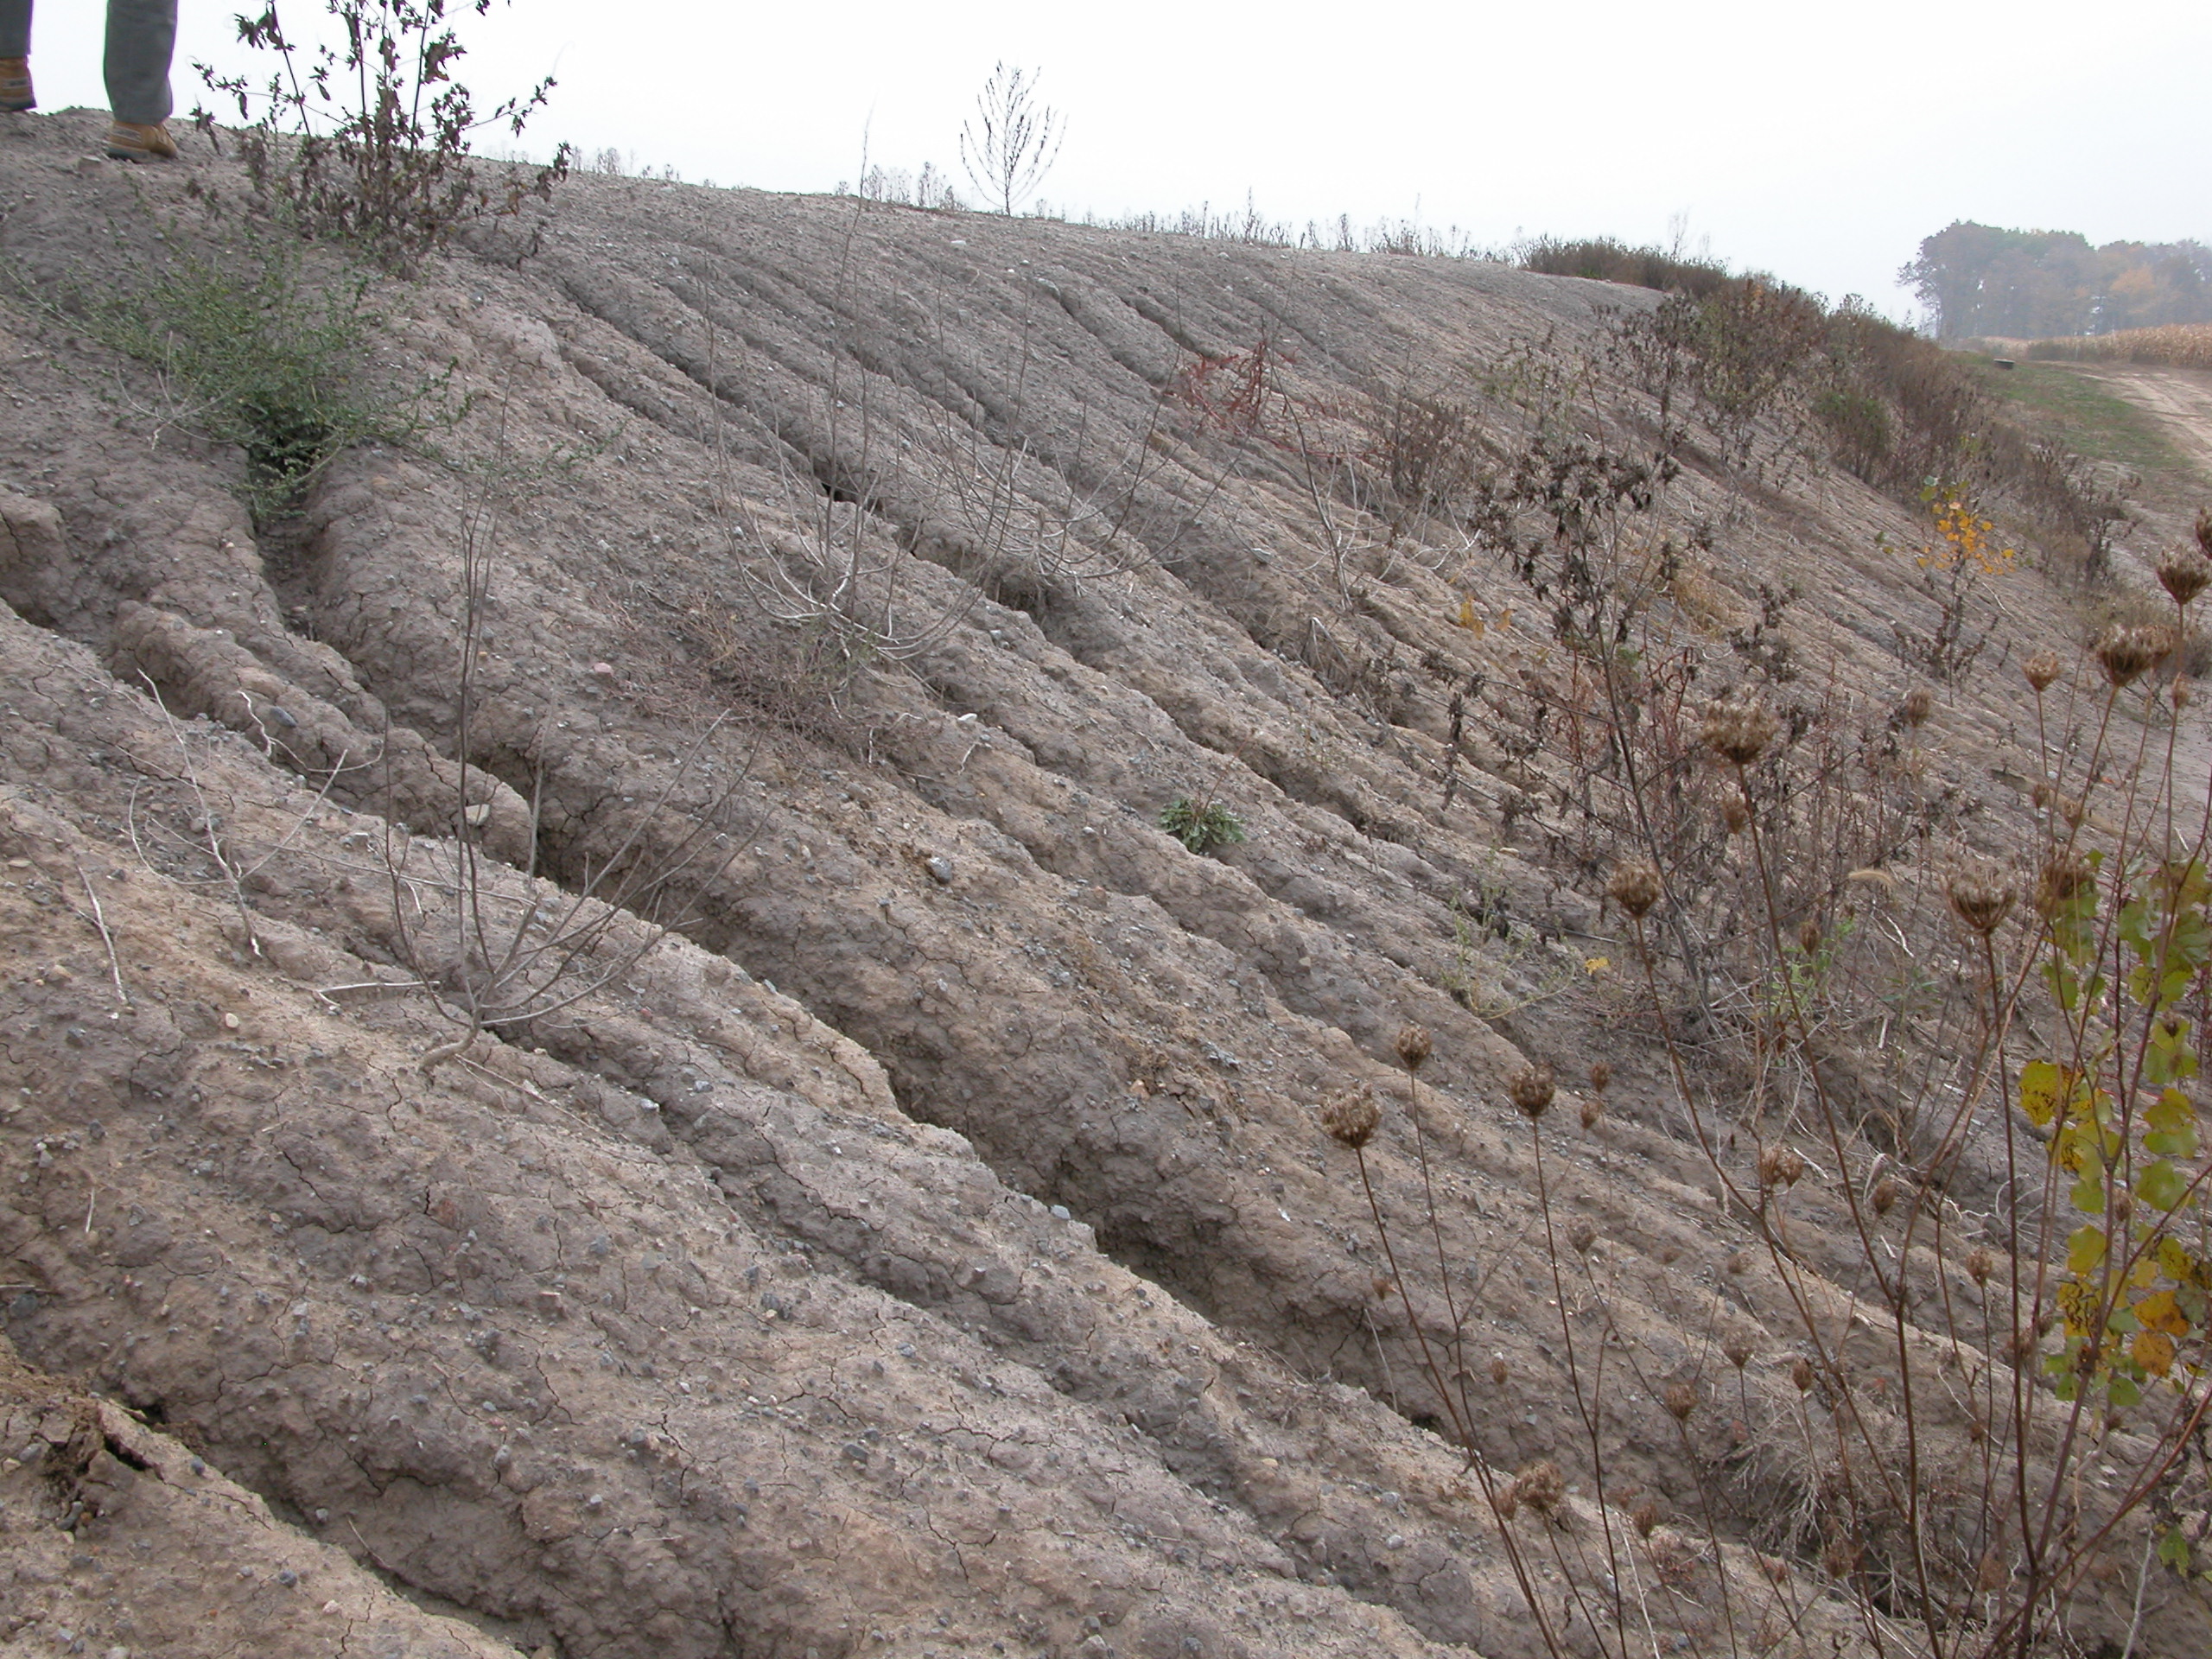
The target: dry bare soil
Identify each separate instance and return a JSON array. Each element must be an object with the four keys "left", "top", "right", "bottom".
[{"left": 0, "top": 111, "right": 2207, "bottom": 1657}]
